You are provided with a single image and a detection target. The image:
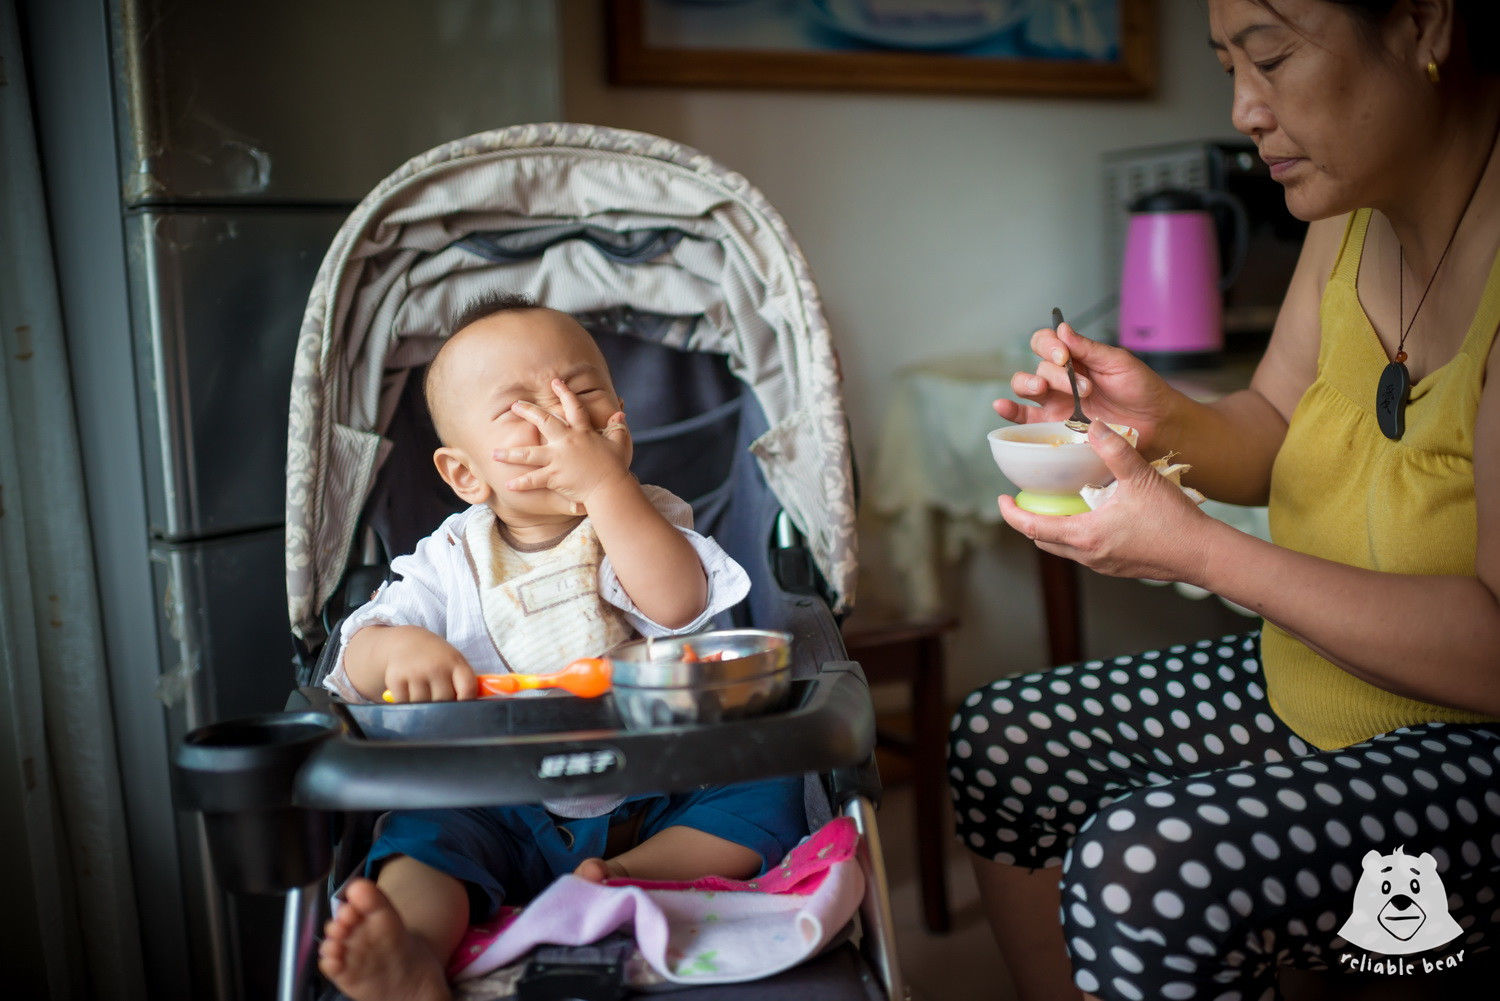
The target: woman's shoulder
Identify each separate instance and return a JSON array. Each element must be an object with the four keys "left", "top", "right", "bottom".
[
  {"left": 1278, "top": 212, "right": 1356, "bottom": 319},
  {"left": 1309, "top": 212, "right": 1358, "bottom": 282},
  {"left": 1251, "top": 214, "right": 1355, "bottom": 418}
]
